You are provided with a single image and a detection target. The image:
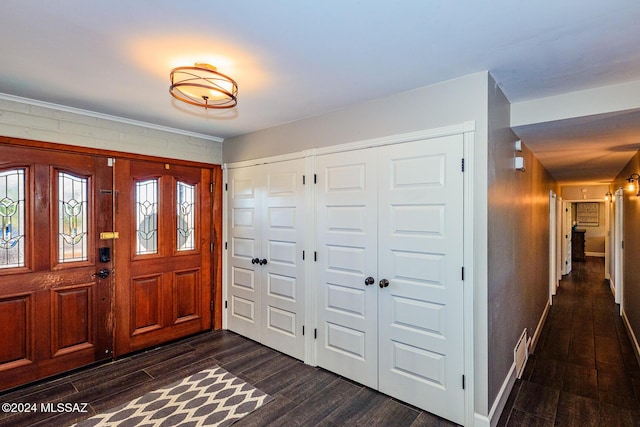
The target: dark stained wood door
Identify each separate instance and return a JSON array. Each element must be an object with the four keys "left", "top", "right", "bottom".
[
  {"left": 113, "top": 159, "right": 212, "bottom": 355},
  {"left": 0, "top": 145, "right": 113, "bottom": 390}
]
